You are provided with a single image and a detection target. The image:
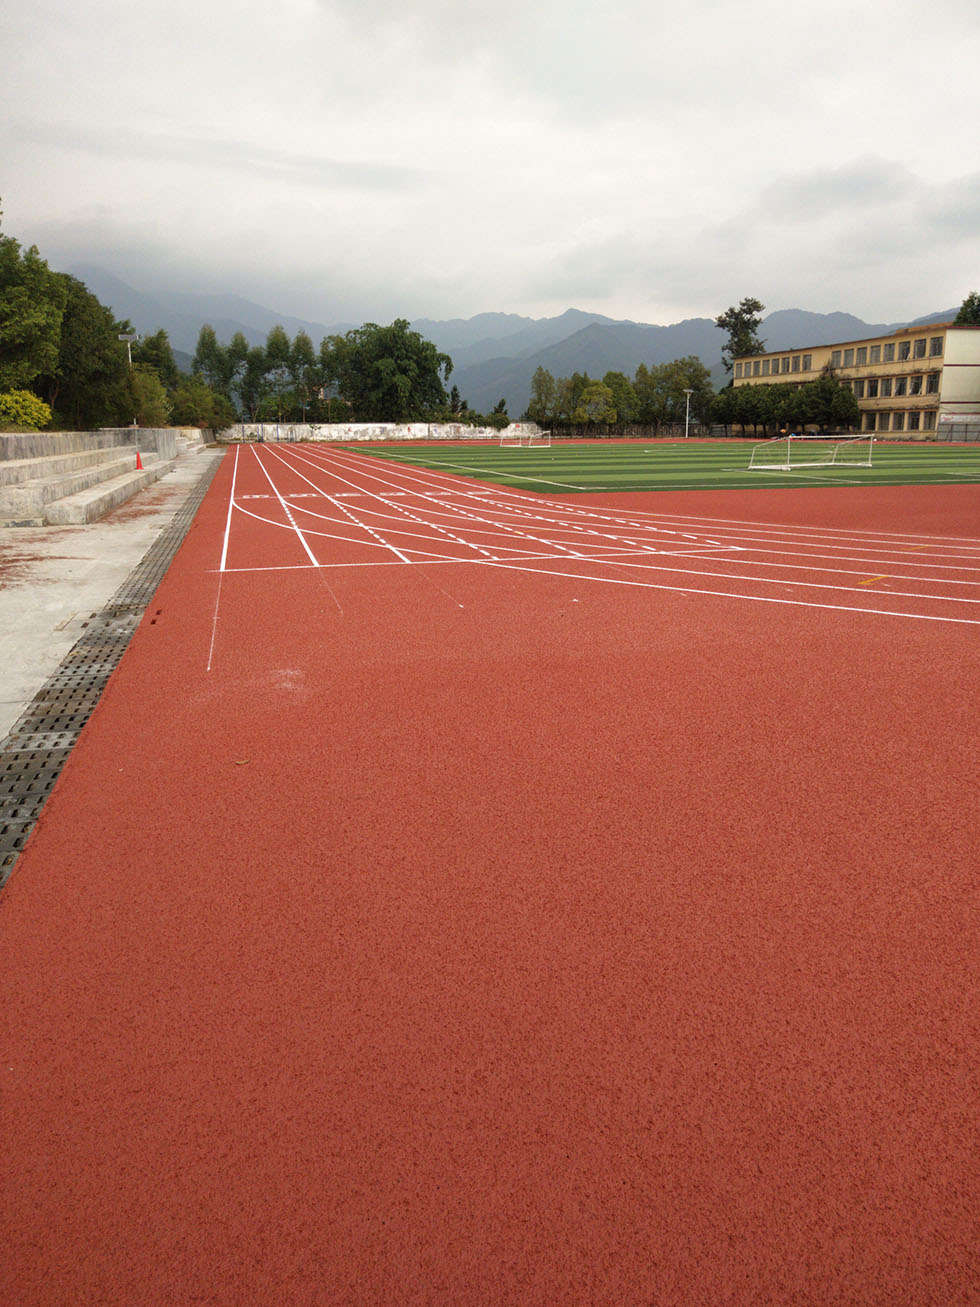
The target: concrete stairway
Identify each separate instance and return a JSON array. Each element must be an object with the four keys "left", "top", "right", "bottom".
[{"left": 0, "top": 430, "right": 196, "bottom": 526}]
